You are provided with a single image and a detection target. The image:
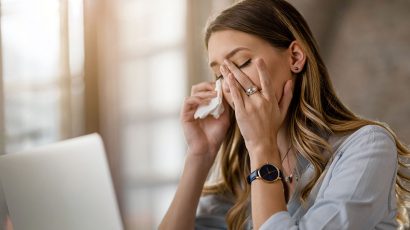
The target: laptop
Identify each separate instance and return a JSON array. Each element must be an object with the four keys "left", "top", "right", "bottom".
[{"left": 0, "top": 133, "right": 124, "bottom": 230}]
